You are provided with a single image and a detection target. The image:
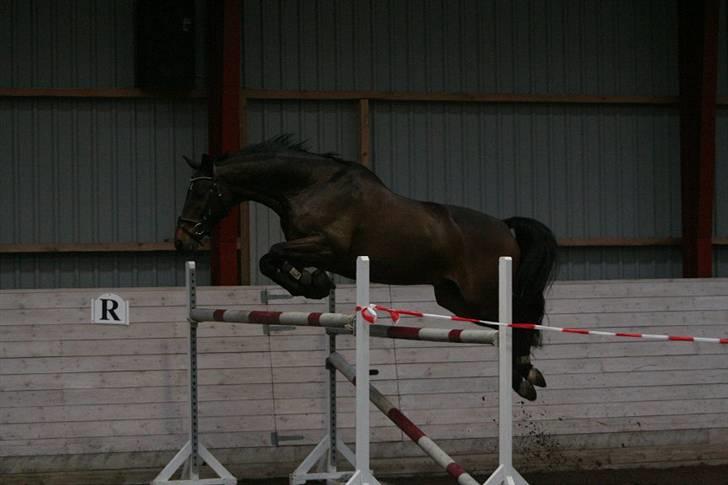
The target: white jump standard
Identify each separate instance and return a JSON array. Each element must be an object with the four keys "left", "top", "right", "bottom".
[
  {"left": 152, "top": 262, "right": 236, "bottom": 485},
  {"left": 154, "top": 257, "right": 527, "bottom": 485}
]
